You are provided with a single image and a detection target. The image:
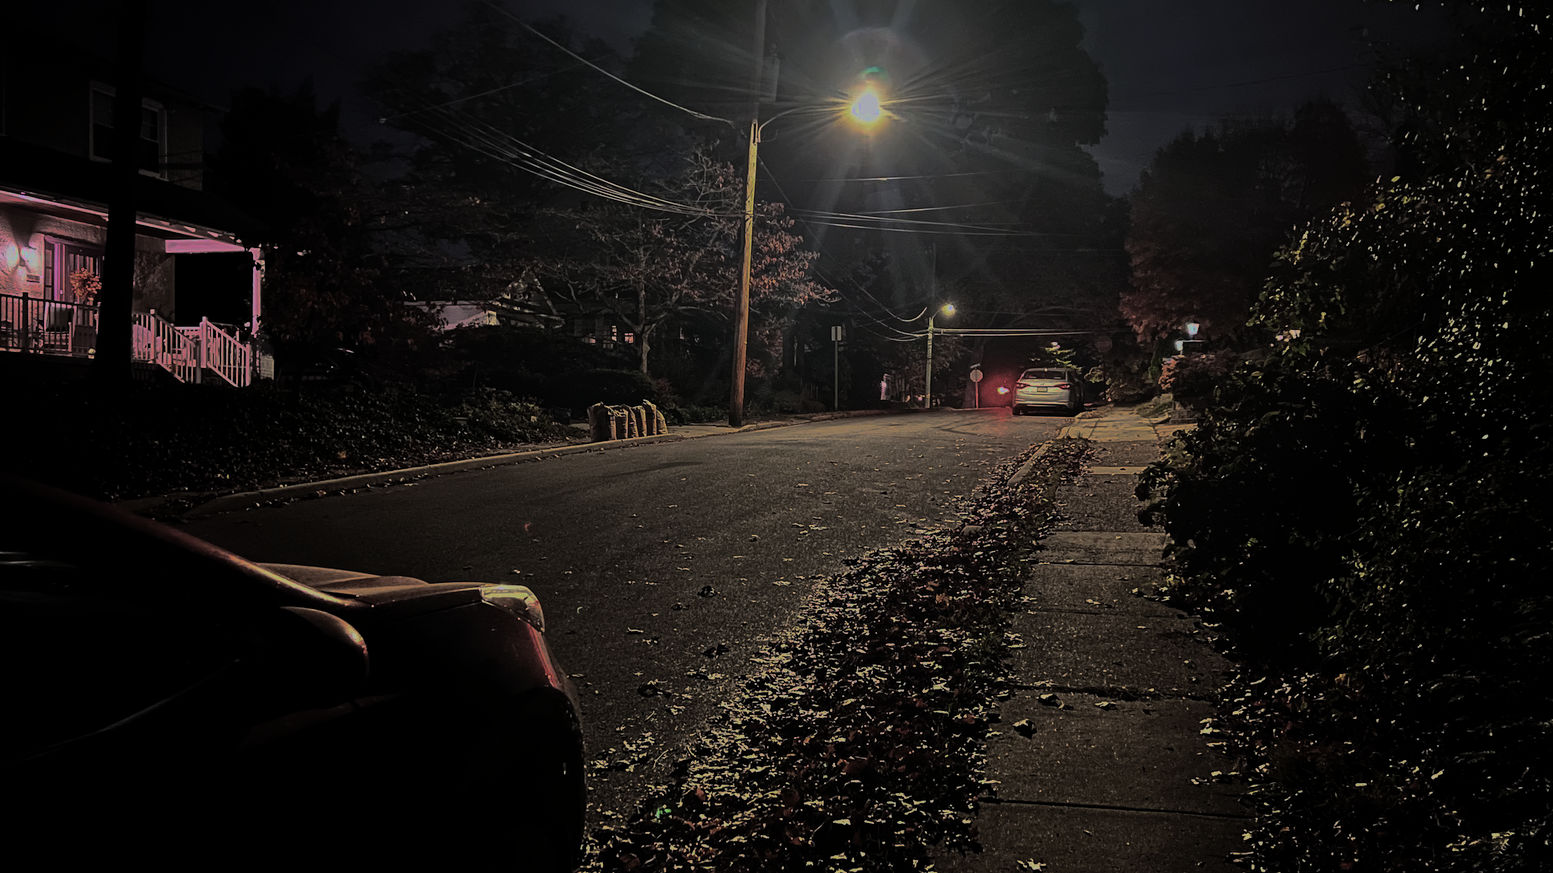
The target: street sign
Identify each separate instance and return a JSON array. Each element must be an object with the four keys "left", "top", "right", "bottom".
[
  {"left": 831, "top": 325, "right": 843, "bottom": 342},
  {"left": 969, "top": 368, "right": 983, "bottom": 383}
]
